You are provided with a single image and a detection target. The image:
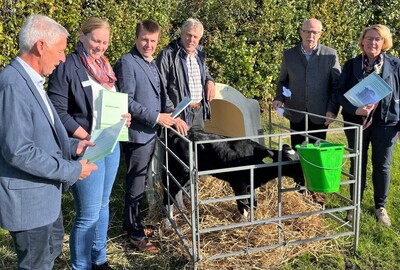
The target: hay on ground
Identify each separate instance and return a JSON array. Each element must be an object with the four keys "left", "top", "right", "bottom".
[{"left": 146, "top": 175, "right": 338, "bottom": 269}]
